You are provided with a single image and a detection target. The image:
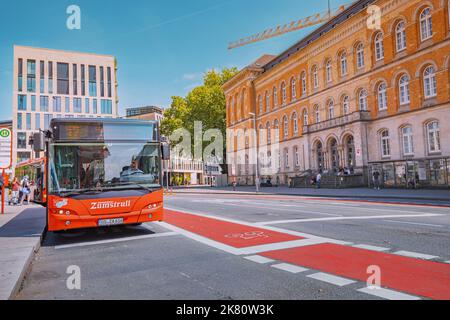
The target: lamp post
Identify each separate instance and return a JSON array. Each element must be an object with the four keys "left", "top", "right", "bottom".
[{"left": 249, "top": 112, "right": 260, "bottom": 193}]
